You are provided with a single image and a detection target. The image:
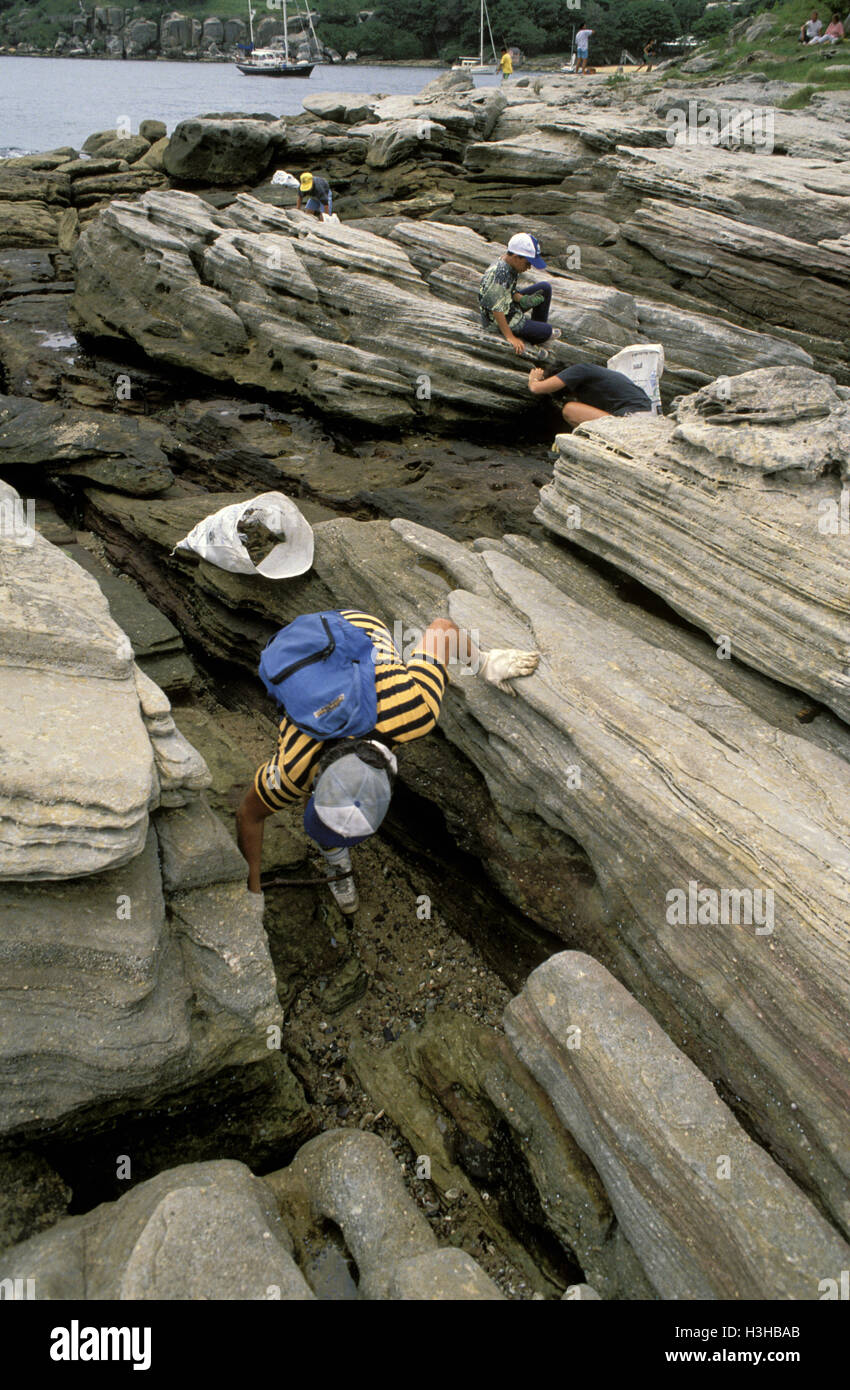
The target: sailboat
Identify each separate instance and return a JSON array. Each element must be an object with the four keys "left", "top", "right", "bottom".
[
  {"left": 452, "top": 0, "right": 499, "bottom": 74},
  {"left": 236, "top": 0, "right": 315, "bottom": 77}
]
